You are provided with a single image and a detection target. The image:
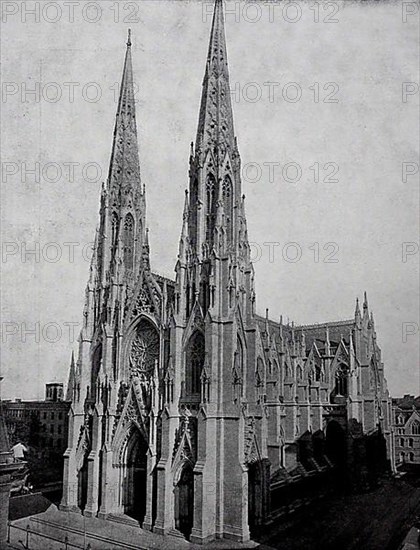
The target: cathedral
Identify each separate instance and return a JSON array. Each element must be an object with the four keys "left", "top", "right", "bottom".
[{"left": 61, "top": 0, "right": 392, "bottom": 543}]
